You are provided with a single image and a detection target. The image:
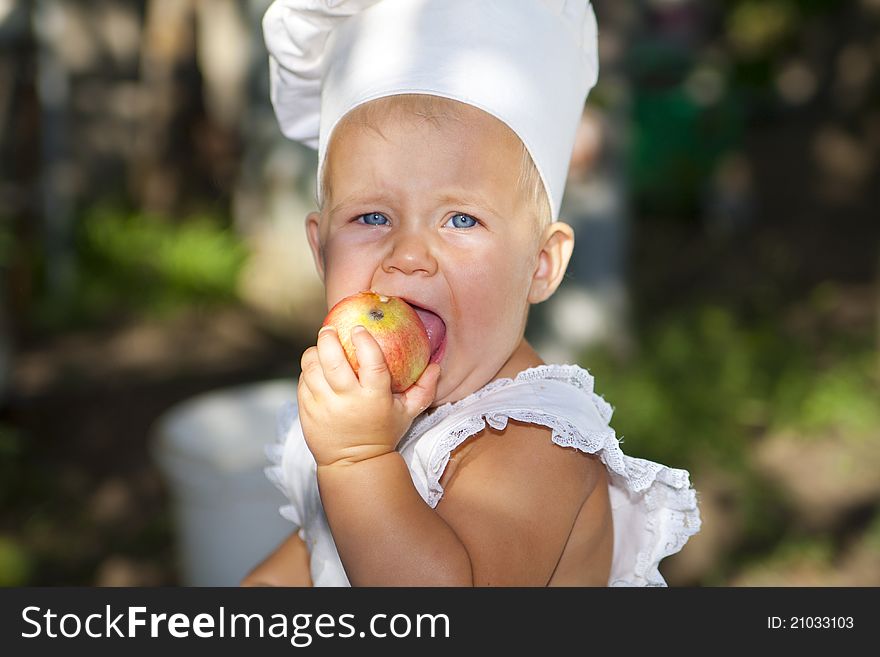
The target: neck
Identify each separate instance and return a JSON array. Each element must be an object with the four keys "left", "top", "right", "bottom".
[
  {"left": 492, "top": 338, "right": 545, "bottom": 381},
  {"left": 425, "top": 338, "right": 545, "bottom": 414}
]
